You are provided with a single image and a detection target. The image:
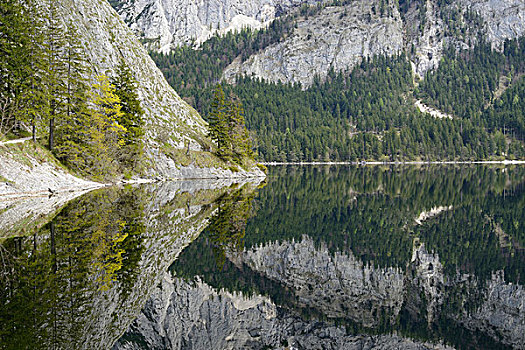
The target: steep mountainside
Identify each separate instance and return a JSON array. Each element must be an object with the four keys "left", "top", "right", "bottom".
[
  {"left": 224, "top": 0, "right": 404, "bottom": 87},
  {"left": 110, "top": 0, "right": 525, "bottom": 162},
  {"left": 225, "top": 0, "right": 525, "bottom": 85},
  {"left": 55, "top": 0, "right": 263, "bottom": 178},
  {"left": 110, "top": 0, "right": 323, "bottom": 52},
  {"left": 112, "top": 0, "right": 525, "bottom": 83}
]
